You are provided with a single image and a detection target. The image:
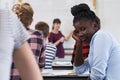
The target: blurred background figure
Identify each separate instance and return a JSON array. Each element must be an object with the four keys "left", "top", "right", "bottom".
[
  {"left": 35, "top": 21, "right": 57, "bottom": 71},
  {"left": 49, "top": 18, "right": 72, "bottom": 58}
]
